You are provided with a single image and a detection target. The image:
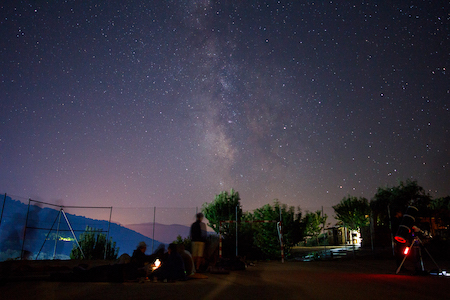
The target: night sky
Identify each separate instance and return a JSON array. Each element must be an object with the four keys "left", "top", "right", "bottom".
[{"left": 1, "top": 1, "right": 449, "bottom": 220}]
